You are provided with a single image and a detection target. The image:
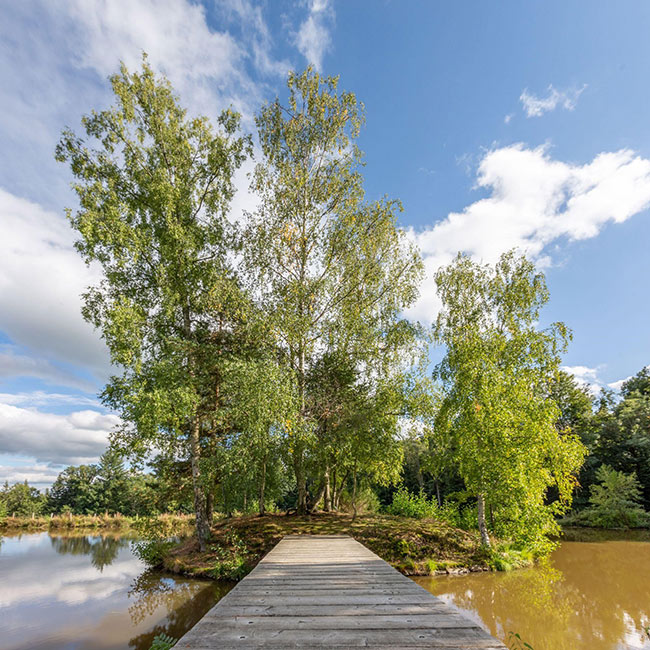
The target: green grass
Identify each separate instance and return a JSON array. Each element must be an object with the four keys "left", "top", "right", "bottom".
[{"left": 162, "top": 512, "right": 493, "bottom": 579}]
